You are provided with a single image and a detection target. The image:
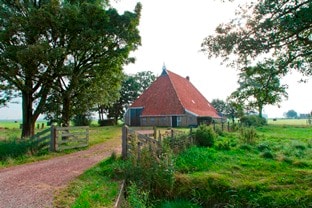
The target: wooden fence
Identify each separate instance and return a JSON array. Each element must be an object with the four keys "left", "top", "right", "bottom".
[
  {"left": 50, "top": 126, "right": 89, "bottom": 151},
  {"left": 29, "top": 126, "right": 89, "bottom": 152},
  {"left": 29, "top": 127, "right": 51, "bottom": 153},
  {"left": 121, "top": 125, "right": 193, "bottom": 159}
]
